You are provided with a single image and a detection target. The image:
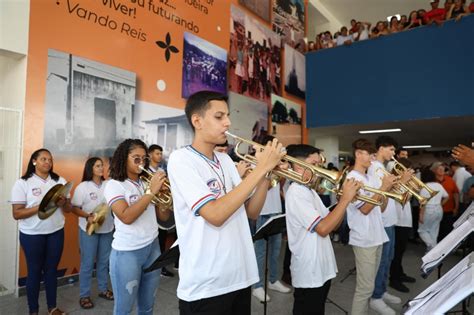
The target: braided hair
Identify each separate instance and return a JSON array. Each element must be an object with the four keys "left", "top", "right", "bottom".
[
  {"left": 21, "top": 148, "right": 60, "bottom": 181},
  {"left": 109, "top": 139, "right": 149, "bottom": 181}
]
